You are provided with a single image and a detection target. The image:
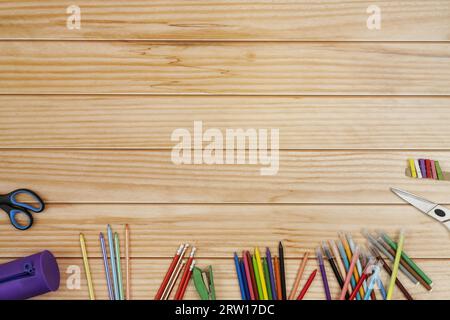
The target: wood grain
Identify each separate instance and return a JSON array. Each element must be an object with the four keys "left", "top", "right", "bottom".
[
  {"left": 1, "top": 1, "right": 449, "bottom": 41},
  {"left": 23, "top": 258, "right": 449, "bottom": 300},
  {"left": 2, "top": 95, "right": 450, "bottom": 149},
  {"left": 0, "top": 204, "right": 448, "bottom": 258},
  {"left": 1, "top": 150, "right": 450, "bottom": 204},
  {"left": 1, "top": 42, "right": 450, "bottom": 95}
]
